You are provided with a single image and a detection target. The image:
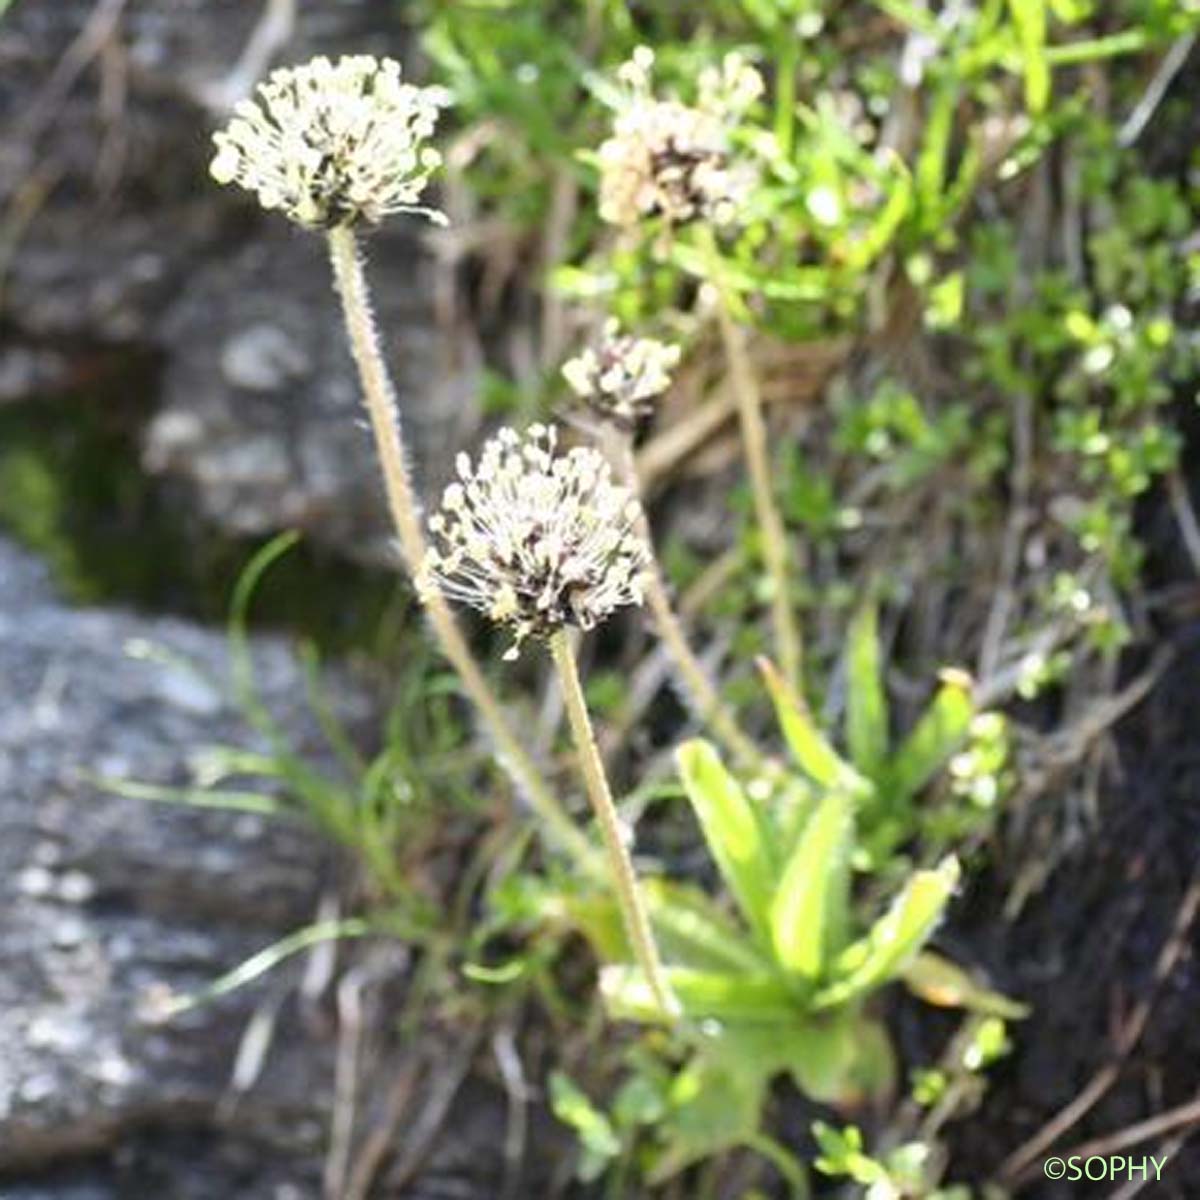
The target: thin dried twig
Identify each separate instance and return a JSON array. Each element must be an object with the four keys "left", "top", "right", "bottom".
[
  {"left": 493, "top": 1025, "right": 531, "bottom": 1200},
  {"left": 1166, "top": 468, "right": 1200, "bottom": 575},
  {"left": 198, "top": 0, "right": 296, "bottom": 112},
  {"left": 978, "top": 389, "right": 1033, "bottom": 682},
  {"left": 324, "top": 964, "right": 377, "bottom": 1199},
  {"left": 1107, "top": 1131, "right": 1192, "bottom": 1200},
  {"left": 385, "top": 1031, "right": 482, "bottom": 1189},
  {"left": 1119, "top": 32, "right": 1197, "bottom": 147},
  {"left": 637, "top": 382, "right": 739, "bottom": 492},
  {"left": 341, "top": 1055, "right": 423, "bottom": 1200},
  {"left": 1038, "top": 650, "right": 1171, "bottom": 772},
  {"left": 17, "top": 0, "right": 128, "bottom": 144},
  {"left": 1068, "top": 1092, "right": 1200, "bottom": 1163},
  {"left": 217, "top": 986, "right": 288, "bottom": 1122},
  {"left": 538, "top": 167, "right": 579, "bottom": 370},
  {"left": 1000, "top": 862, "right": 1200, "bottom": 1184}
]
